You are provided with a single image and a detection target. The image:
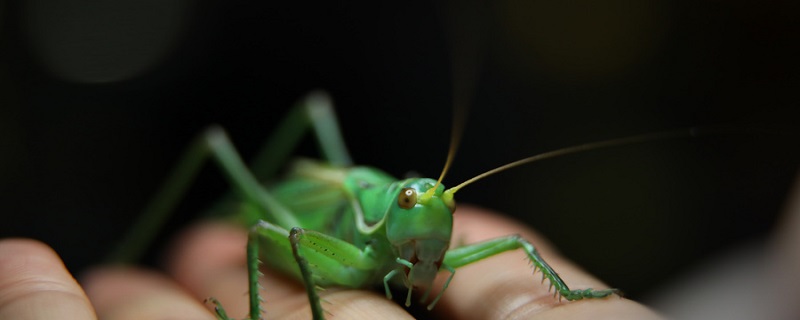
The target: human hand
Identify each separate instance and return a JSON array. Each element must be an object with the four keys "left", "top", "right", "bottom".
[{"left": 0, "top": 206, "right": 663, "bottom": 319}]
